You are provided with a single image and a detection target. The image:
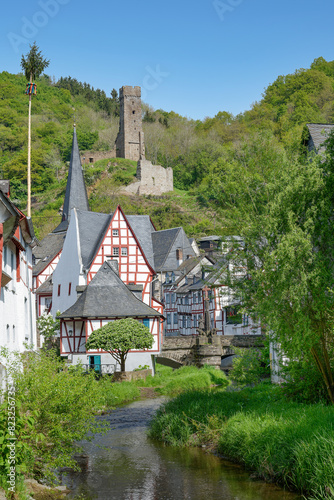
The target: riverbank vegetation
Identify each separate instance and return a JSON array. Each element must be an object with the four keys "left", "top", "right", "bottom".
[
  {"left": 0, "top": 349, "right": 228, "bottom": 497},
  {"left": 149, "top": 382, "right": 334, "bottom": 500},
  {"left": 136, "top": 364, "right": 229, "bottom": 396}
]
